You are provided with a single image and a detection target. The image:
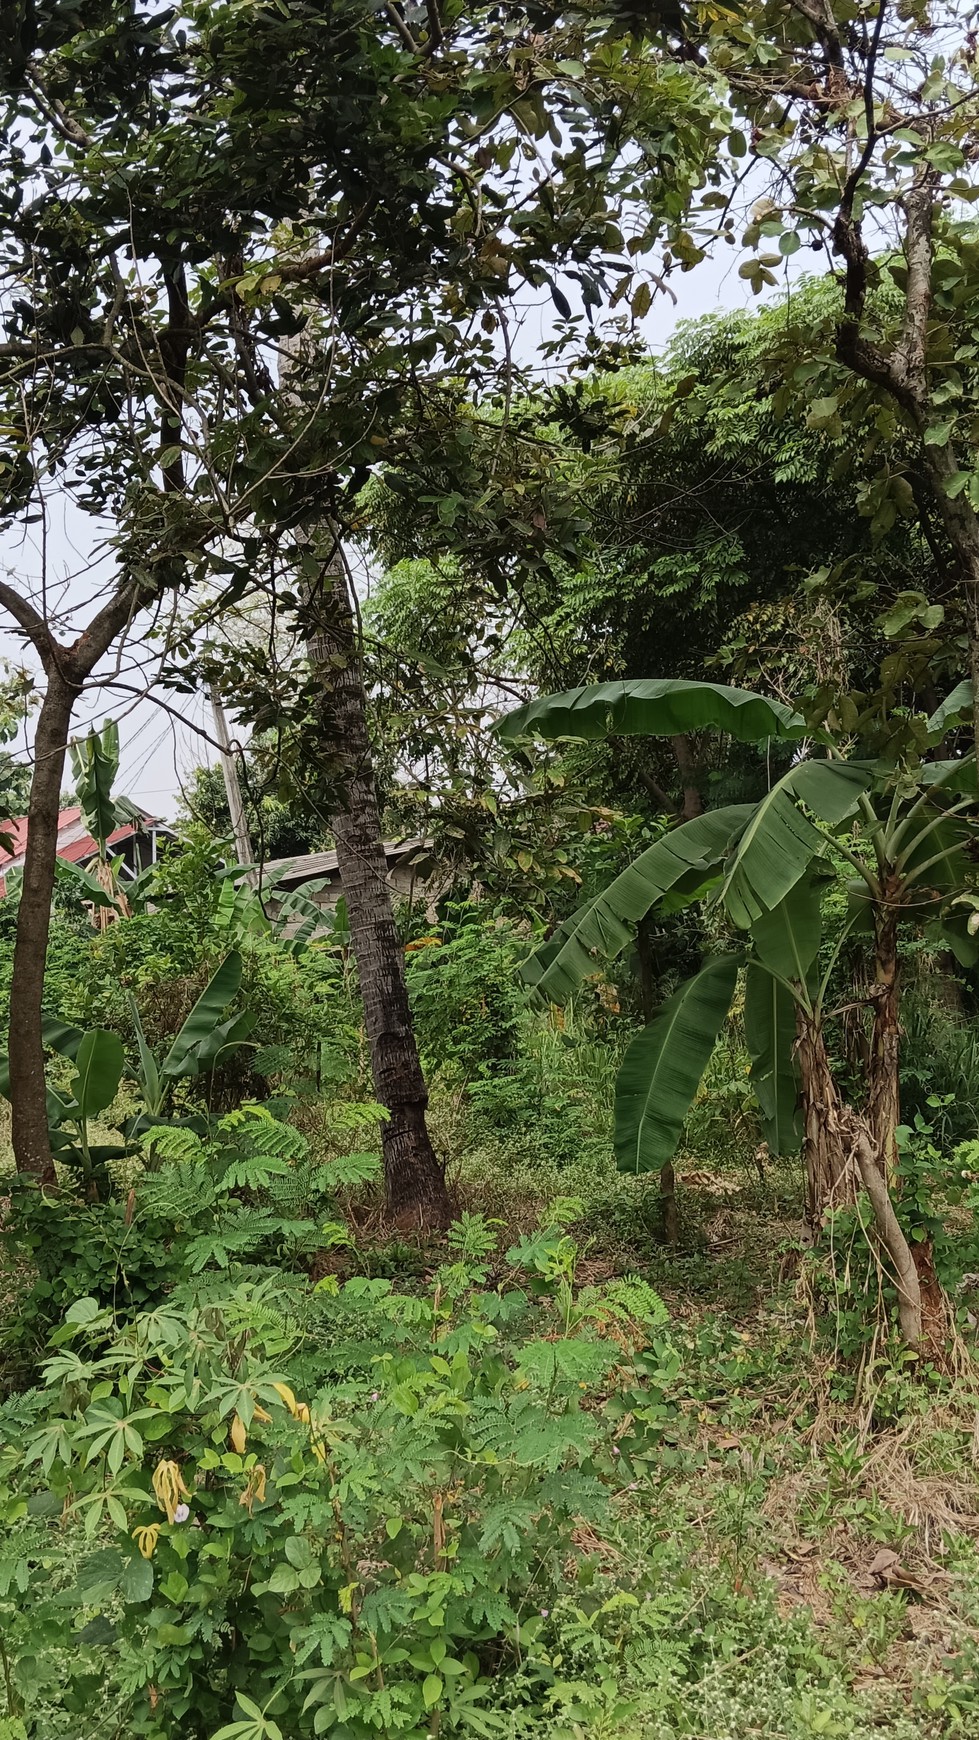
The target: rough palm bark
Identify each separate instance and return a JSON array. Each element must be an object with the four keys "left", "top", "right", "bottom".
[{"left": 304, "top": 539, "right": 451, "bottom": 1226}]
